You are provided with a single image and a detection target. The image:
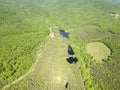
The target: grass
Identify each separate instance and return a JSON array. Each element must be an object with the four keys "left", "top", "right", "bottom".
[
  {"left": 86, "top": 42, "right": 111, "bottom": 62},
  {"left": 4, "top": 29, "right": 85, "bottom": 90},
  {"left": 70, "top": 25, "right": 120, "bottom": 90},
  {"left": 0, "top": 0, "right": 120, "bottom": 90},
  {"left": 0, "top": 0, "right": 51, "bottom": 88}
]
